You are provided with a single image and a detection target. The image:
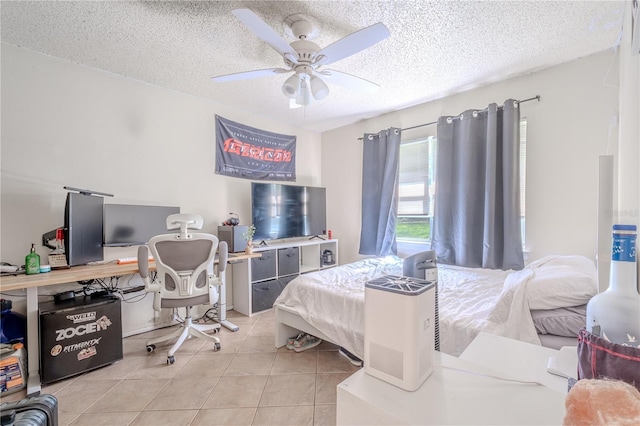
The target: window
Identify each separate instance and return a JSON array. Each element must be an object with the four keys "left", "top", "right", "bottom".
[
  {"left": 519, "top": 119, "right": 527, "bottom": 245},
  {"left": 397, "top": 136, "right": 437, "bottom": 242},
  {"left": 396, "top": 120, "right": 527, "bottom": 243}
]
